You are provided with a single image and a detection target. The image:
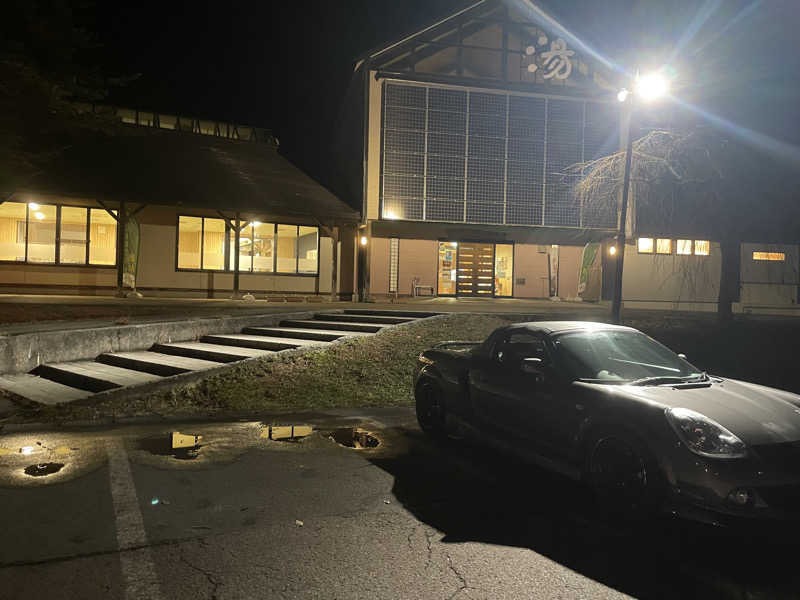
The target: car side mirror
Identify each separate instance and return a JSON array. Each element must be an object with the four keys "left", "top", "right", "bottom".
[{"left": 521, "top": 357, "right": 544, "bottom": 378}]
